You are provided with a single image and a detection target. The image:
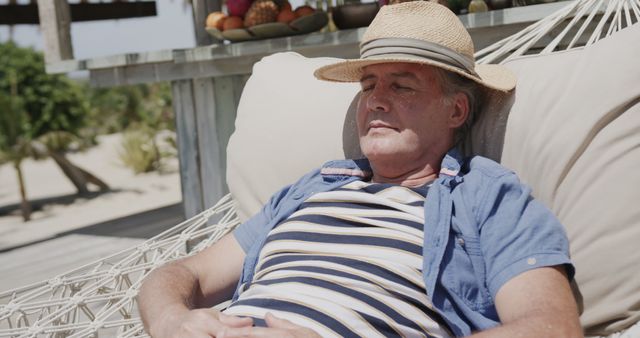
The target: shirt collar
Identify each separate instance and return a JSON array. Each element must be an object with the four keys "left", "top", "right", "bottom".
[
  {"left": 321, "top": 148, "right": 464, "bottom": 179},
  {"left": 439, "top": 148, "right": 463, "bottom": 177}
]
